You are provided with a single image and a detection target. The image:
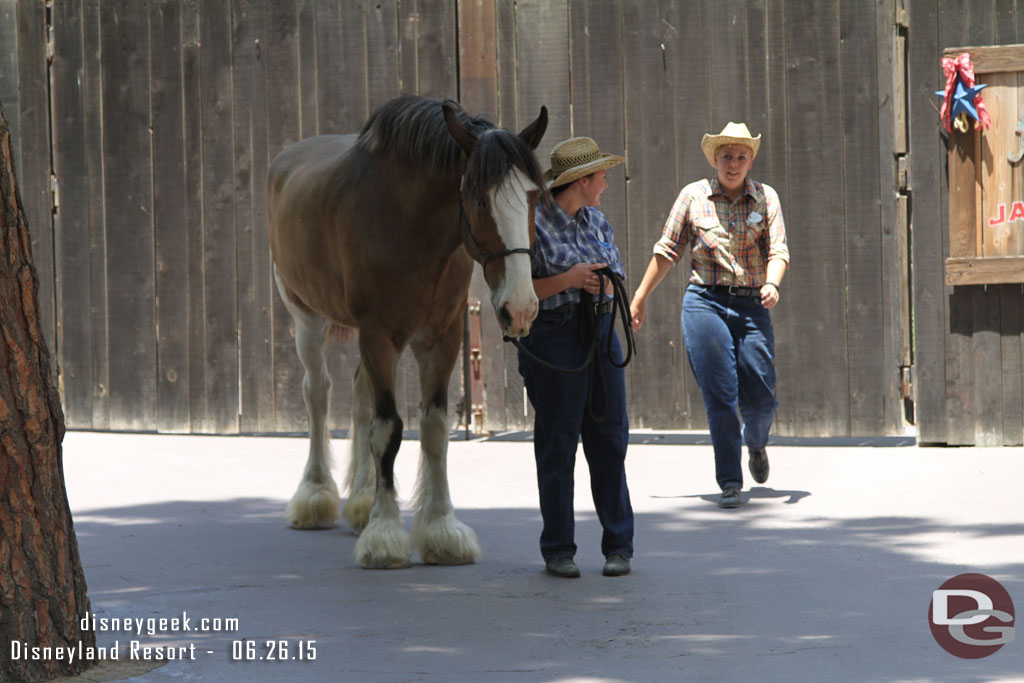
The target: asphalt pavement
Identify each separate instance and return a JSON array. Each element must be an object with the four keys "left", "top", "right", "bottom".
[{"left": 50, "top": 431, "right": 1024, "bottom": 682}]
